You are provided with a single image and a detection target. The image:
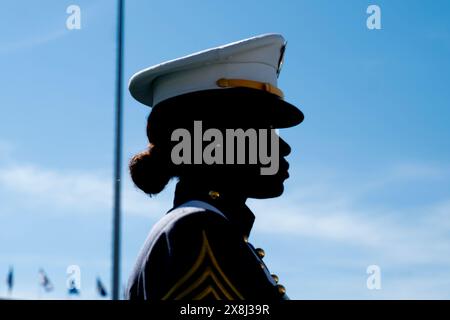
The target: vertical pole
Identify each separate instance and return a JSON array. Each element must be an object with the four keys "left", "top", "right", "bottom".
[{"left": 112, "top": 0, "right": 124, "bottom": 301}]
